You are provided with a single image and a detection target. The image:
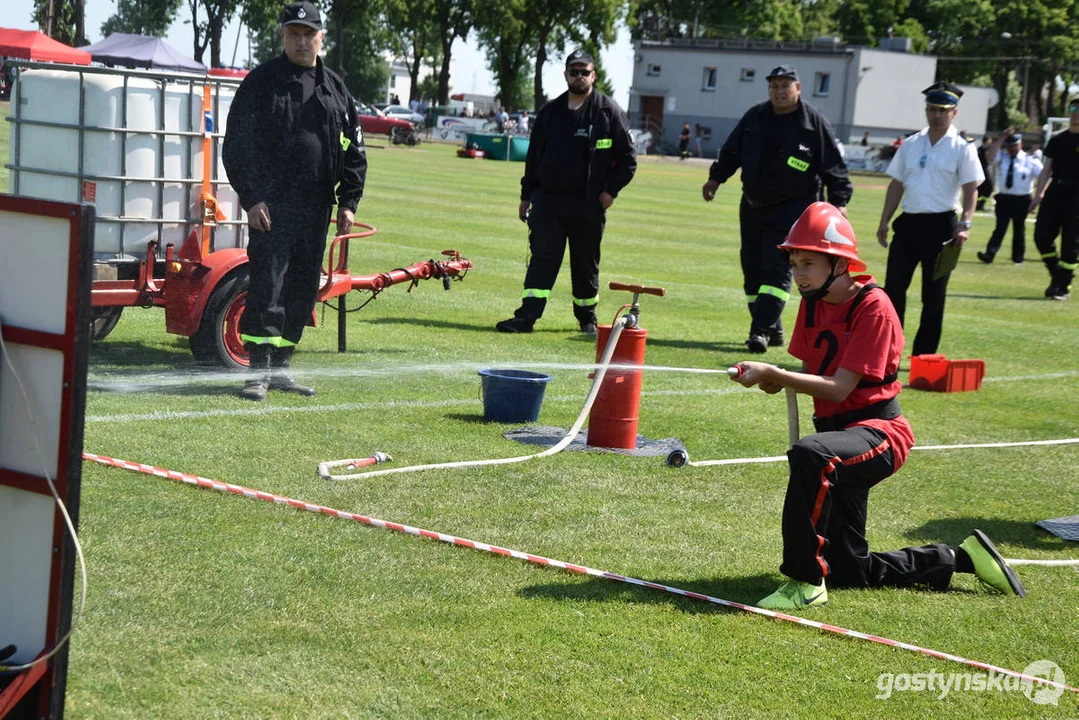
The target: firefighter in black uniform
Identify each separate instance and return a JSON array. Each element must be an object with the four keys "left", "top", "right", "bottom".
[
  {"left": 496, "top": 49, "right": 637, "bottom": 335},
  {"left": 702, "top": 65, "right": 851, "bottom": 354},
  {"left": 223, "top": 1, "right": 367, "bottom": 400},
  {"left": 1031, "top": 98, "right": 1079, "bottom": 301}
]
